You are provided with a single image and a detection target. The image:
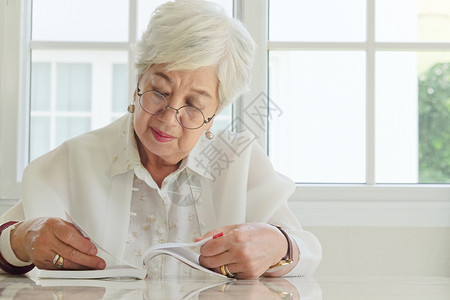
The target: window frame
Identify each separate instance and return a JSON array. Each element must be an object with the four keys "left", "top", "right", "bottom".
[
  {"left": 0, "top": 0, "right": 26, "bottom": 205},
  {"left": 1, "top": 0, "right": 449, "bottom": 226}
]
